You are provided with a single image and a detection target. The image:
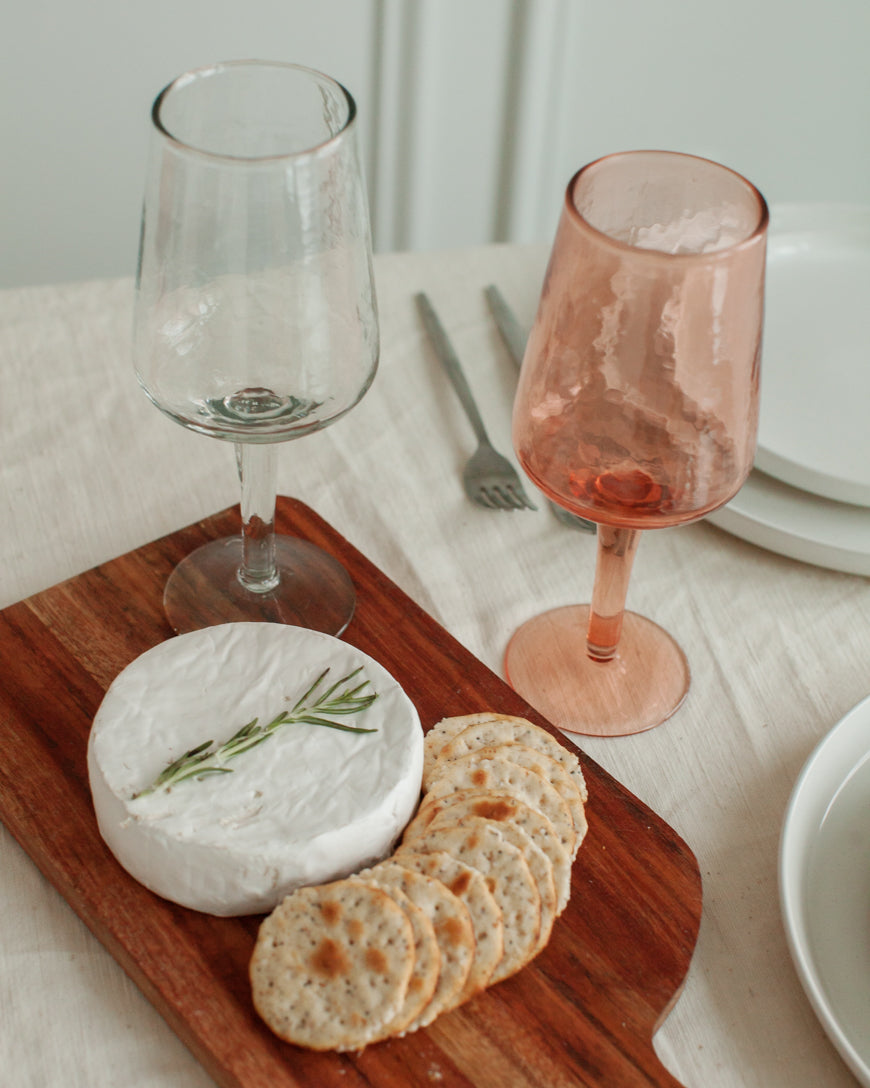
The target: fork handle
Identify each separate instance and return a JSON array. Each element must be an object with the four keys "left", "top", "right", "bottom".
[{"left": 415, "top": 293, "right": 491, "bottom": 446}]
